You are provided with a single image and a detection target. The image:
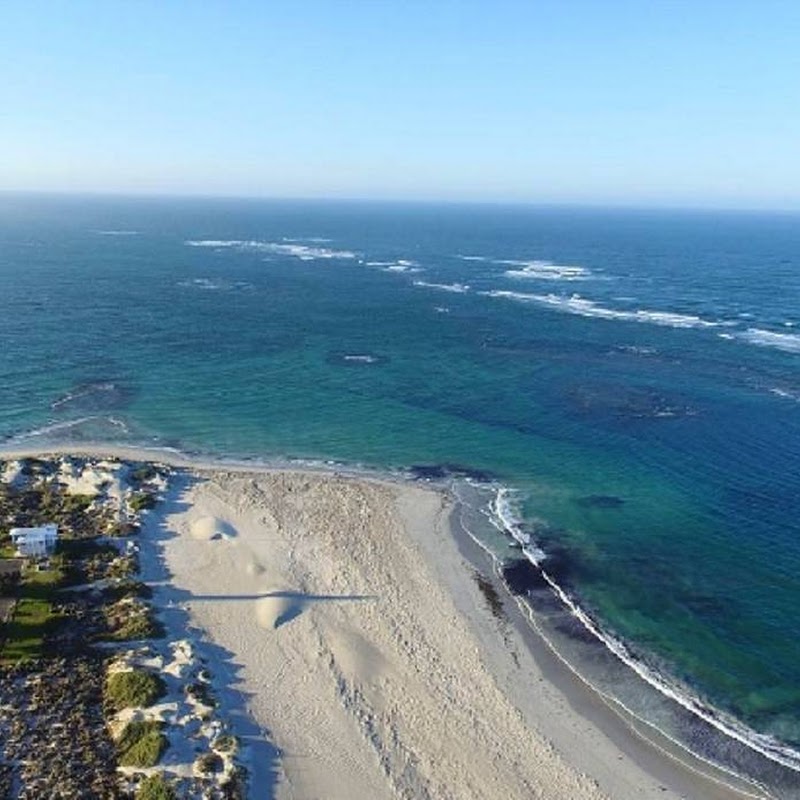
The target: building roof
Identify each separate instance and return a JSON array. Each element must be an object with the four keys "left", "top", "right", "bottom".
[{"left": 10, "top": 524, "right": 58, "bottom": 539}]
